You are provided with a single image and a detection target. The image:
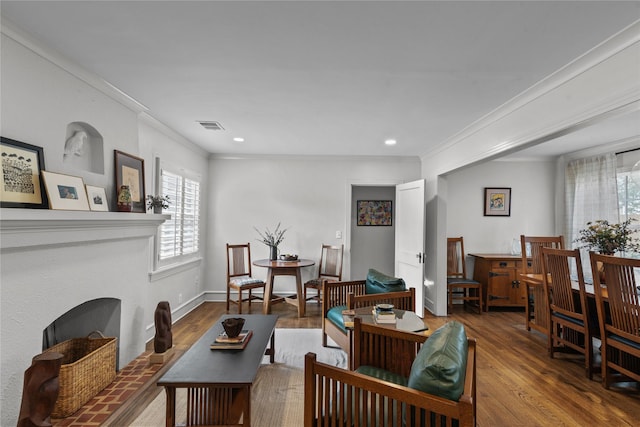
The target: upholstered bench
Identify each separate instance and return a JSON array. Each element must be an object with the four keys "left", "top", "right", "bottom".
[{"left": 305, "top": 320, "right": 477, "bottom": 426}]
